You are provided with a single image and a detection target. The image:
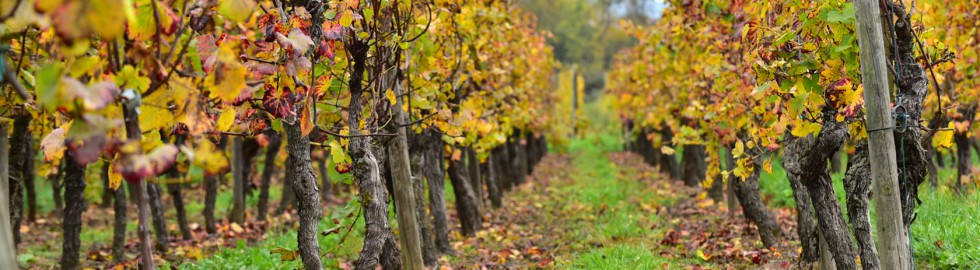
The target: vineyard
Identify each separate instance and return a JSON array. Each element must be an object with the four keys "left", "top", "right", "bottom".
[{"left": 0, "top": 0, "right": 978, "bottom": 269}]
